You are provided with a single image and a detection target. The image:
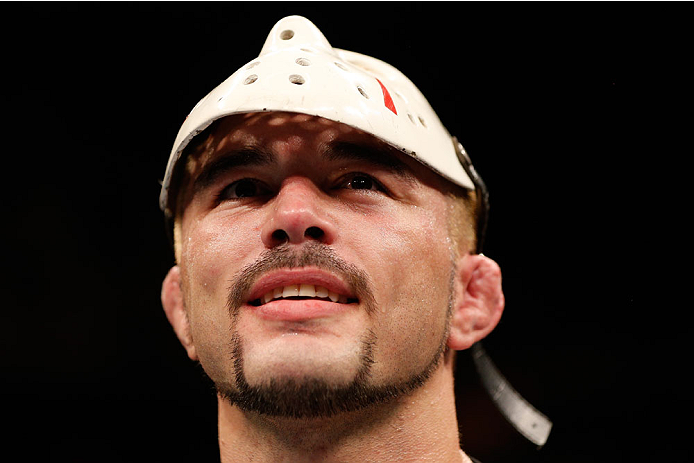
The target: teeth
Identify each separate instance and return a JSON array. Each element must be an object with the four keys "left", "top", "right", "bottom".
[
  {"left": 282, "top": 284, "right": 299, "bottom": 298},
  {"left": 257, "top": 284, "right": 351, "bottom": 305},
  {"left": 299, "top": 284, "right": 316, "bottom": 297}
]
